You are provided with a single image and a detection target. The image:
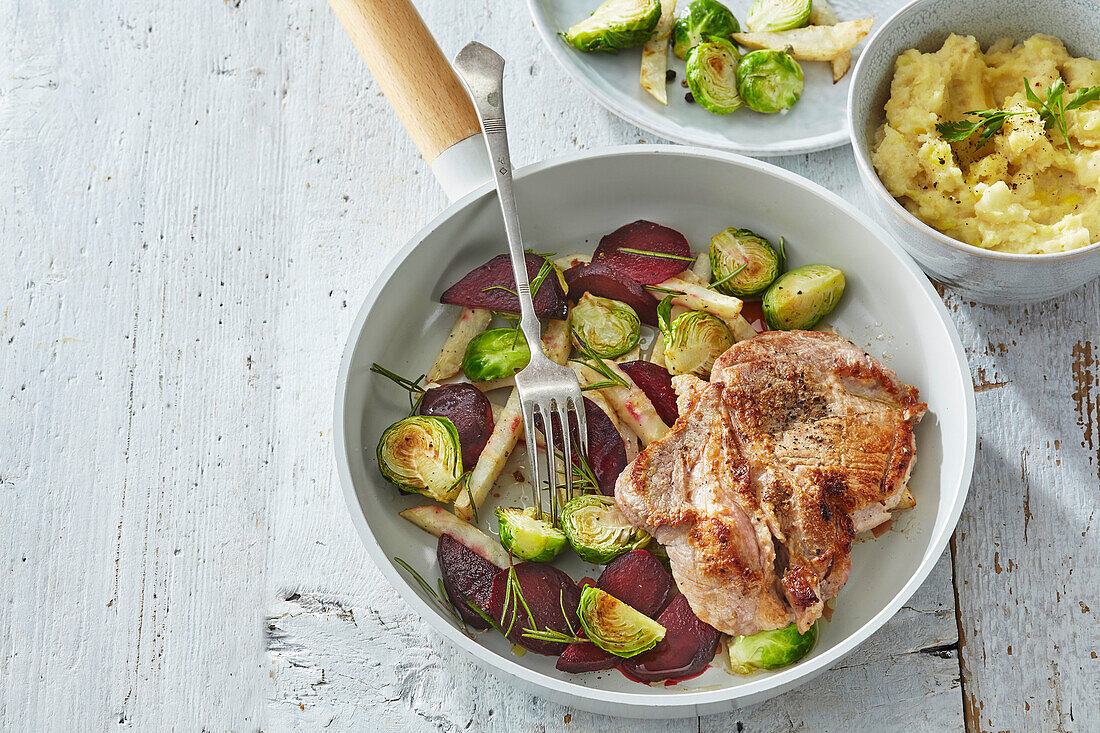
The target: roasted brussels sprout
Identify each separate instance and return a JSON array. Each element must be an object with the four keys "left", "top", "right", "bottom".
[
  {"left": 462, "top": 328, "right": 530, "bottom": 382},
  {"left": 726, "top": 622, "right": 817, "bottom": 673},
  {"left": 762, "top": 264, "right": 845, "bottom": 330},
  {"left": 737, "top": 49, "right": 804, "bottom": 113},
  {"left": 377, "top": 416, "right": 463, "bottom": 502},
  {"left": 496, "top": 507, "right": 567, "bottom": 562},
  {"left": 559, "top": 495, "right": 651, "bottom": 564},
  {"left": 686, "top": 39, "right": 743, "bottom": 114},
  {"left": 671, "top": 0, "right": 740, "bottom": 60},
  {"left": 709, "top": 227, "right": 782, "bottom": 297},
  {"left": 745, "top": 0, "right": 811, "bottom": 32},
  {"left": 658, "top": 298, "right": 735, "bottom": 378},
  {"left": 577, "top": 586, "right": 666, "bottom": 658},
  {"left": 571, "top": 292, "right": 641, "bottom": 359},
  {"left": 564, "top": 0, "right": 662, "bottom": 53}
]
